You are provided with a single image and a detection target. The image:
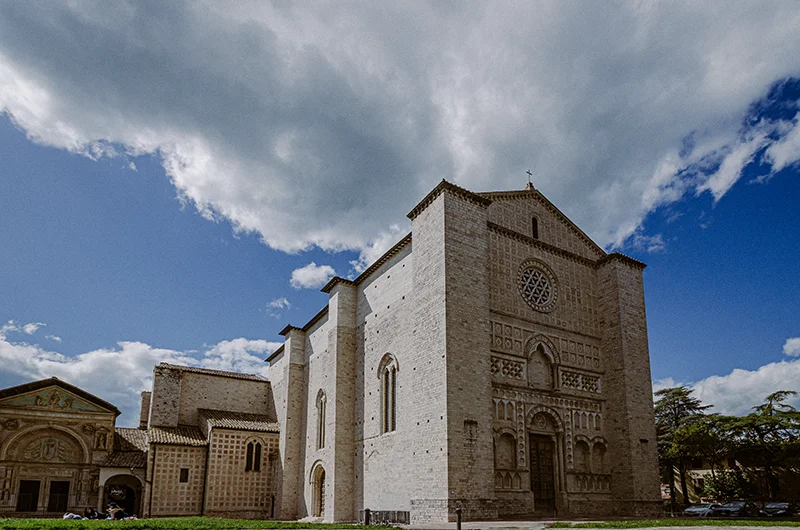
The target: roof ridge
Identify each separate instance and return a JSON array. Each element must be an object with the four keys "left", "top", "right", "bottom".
[{"left": 158, "top": 363, "right": 267, "bottom": 382}]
